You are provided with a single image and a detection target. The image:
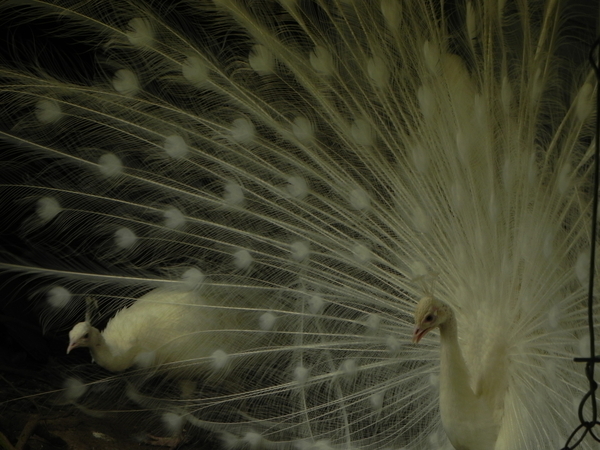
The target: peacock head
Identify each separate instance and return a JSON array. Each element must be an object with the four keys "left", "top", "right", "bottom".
[
  {"left": 412, "top": 296, "right": 451, "bottom": 344},
  {"left": 67, "top": 321, "right": 94, "bottom": 354}
]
